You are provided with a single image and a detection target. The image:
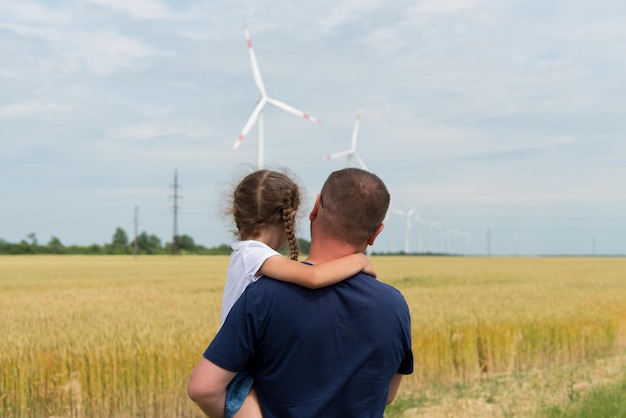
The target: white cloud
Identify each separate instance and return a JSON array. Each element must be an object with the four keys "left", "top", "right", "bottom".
[
  {"left": 0, "top": 101, "right": 70, "bottom": 119},
  {"left": 0, "top": 1, "right": 70, "bottom": 24},
  {"left": 95, "top": 139, "right": 227, "bottom": 164},
  {"left": 390, "top": 185, "right": 626, "bottom": 216},
  {"left": 317, "top": 0, "right": 385, "bottom": 32},
  {"left": 411, "top": 0, "right": 483, "bottom": 14},
  {"left": 364, "top": 99, "right": 576, "bottom": 160},
  {"left": 0, "top": 21, "right": 165, "bottom": 76},
  {"left": 108, "top": 121, "right": 210, "bottom": 141},
  {"left": 0, "top": 22, "right": 48, "bottom": 38},
  {"left": 97, "top": 187, "right": 179, "bottom": 198},
  {"left": 141, "top": 149, "right": 226, "bottom": 161},
  {"left": 80, "top": 0, "right": 180, "bottom": 20},
  {"left": 70, "top": 31, "right": 165, "bottom": 76},
  {"left": 362, "top": 27, "right": 405, "bottom": 55}
]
